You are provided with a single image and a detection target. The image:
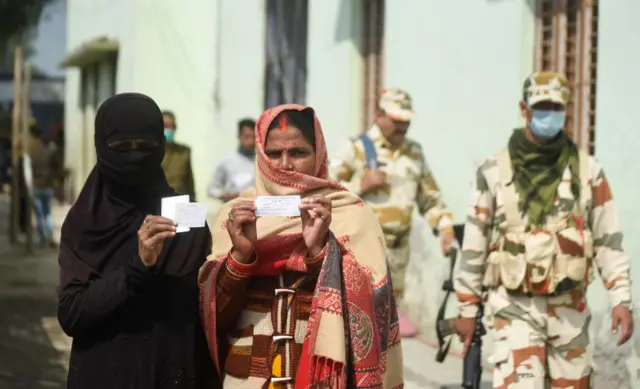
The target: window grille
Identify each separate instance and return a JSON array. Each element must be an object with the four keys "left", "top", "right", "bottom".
[
  {"left": 361, "top": 0, "right": 385, "bottom": 130},
  {"left": 534, "top": 0, "right": 598, "bottom": 154}
]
